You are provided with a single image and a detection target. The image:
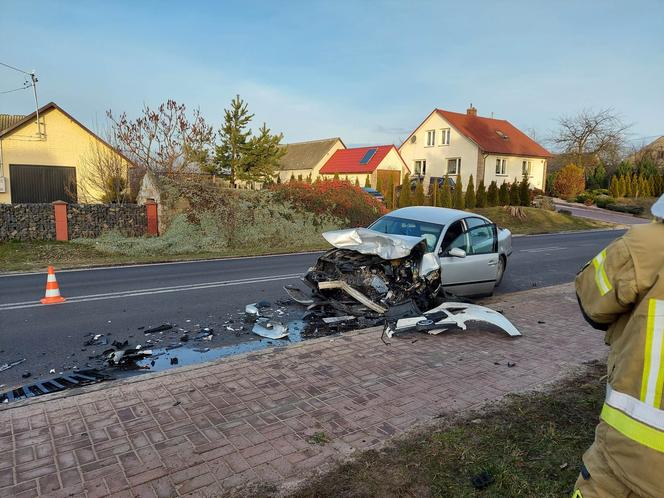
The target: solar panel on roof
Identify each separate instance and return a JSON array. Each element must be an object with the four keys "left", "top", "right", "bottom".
[{"left": 359, "top": 148, "right": 378, "bottom": 164}]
